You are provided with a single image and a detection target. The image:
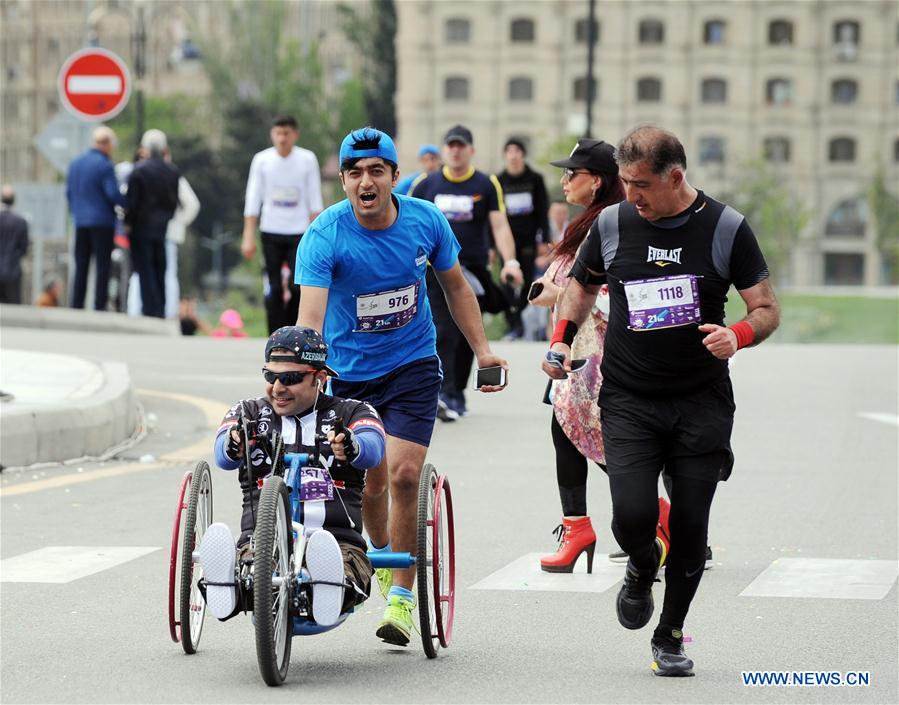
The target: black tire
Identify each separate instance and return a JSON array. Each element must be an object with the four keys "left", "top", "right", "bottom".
[
  {"left": 253, "top": 477, "right": 293, "bottom": 686},
  {"left": 416, "top": 464, "right": 439, "bottom": 658},
  {"left": 179, "top": 461, "right": 213, "bottom": 654}
]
